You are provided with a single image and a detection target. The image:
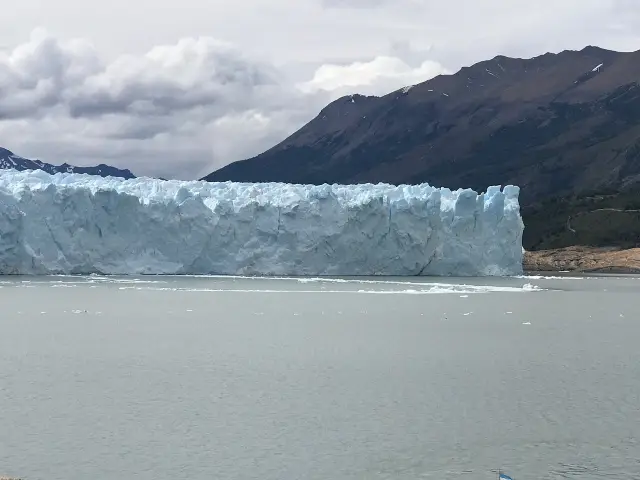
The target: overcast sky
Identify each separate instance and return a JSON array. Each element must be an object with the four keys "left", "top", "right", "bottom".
[{"left": 1, "top": 0, "right": 639, "bottom": 179}]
